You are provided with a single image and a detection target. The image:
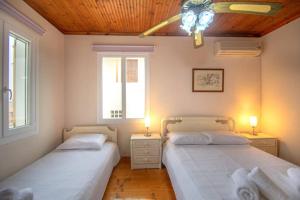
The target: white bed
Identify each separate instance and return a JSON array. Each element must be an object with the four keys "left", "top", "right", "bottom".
[
  {"left": 0, "top": 125, "right": 120, "bottom": 200},
  {"left": 162, "top": 116, "right": 298, "bottom": 200}
]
